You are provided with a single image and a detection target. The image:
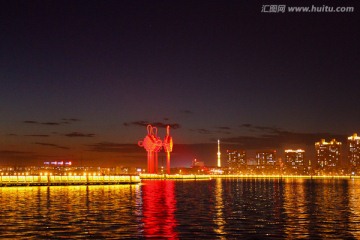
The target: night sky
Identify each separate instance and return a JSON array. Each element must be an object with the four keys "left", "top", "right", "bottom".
[{"left": 1, "top": 0, "right": 359, "bottom": 168}]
